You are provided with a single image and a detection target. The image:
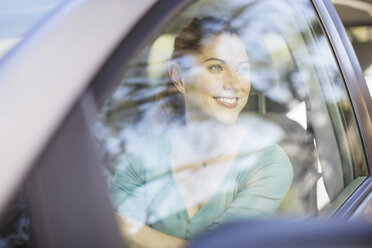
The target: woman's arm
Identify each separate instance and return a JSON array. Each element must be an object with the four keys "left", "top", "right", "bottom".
[
  {"left": 111, "top": 151, "right": 187, "bottom": 248},
  {"left": 115, "top": 213, "right": 187, "bottom": 248}
]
